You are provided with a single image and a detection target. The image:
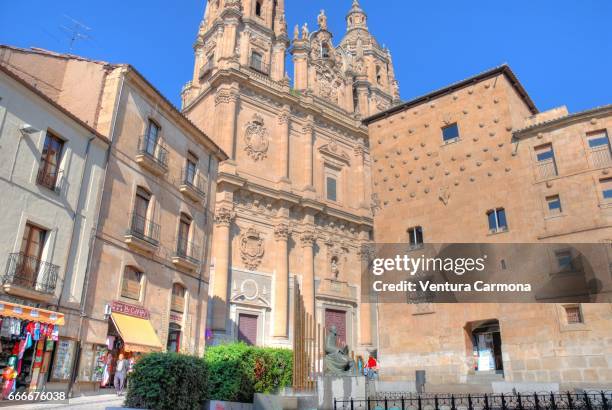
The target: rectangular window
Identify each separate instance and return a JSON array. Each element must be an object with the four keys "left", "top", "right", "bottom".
[
  {"left": 145, "top": 120, "right": 160, "bottom": 155},
  {"left": 37, "top": 132, "right": 64, "bottom": 190},
  {"left": 534, "top": 143, "right": 558, "bottom": 178},
  {"left": 407, "top": 226, "right": 424, "bottom": 249},
  {"left": 601, "top": 178, "right": 612, "bottom": 201},
  {"left": 177, "top": 214, "right": 191, "bottom": 257},
  {"left": 441, "top": 123, "right": 459, "bottom": 143},
  {"left": 564, "top": 305, "right": 582, "bottom": 324},
  {"left": 121, "top": 266, "right": 143, "bottom": 300},
  {"left": 18, "top": 223, "right": 48, "bottom": 285},
  {"left": 546, "top": 195, "right": 562, "bottom": 215},
  {"left": 555, "top": 249, "right": 574, "bottom": 271},
  {"left": 326, "top": 176, "right": 337, "bottom": 202},
  {"left": 185, "top": 151, "right": 198, "bottom": 185},
  {"left": 588, "top": 130, "right": 612, "bottom": 168},
  {"left": 487, "top": 208, "right": 508, "bottom": 233}
]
